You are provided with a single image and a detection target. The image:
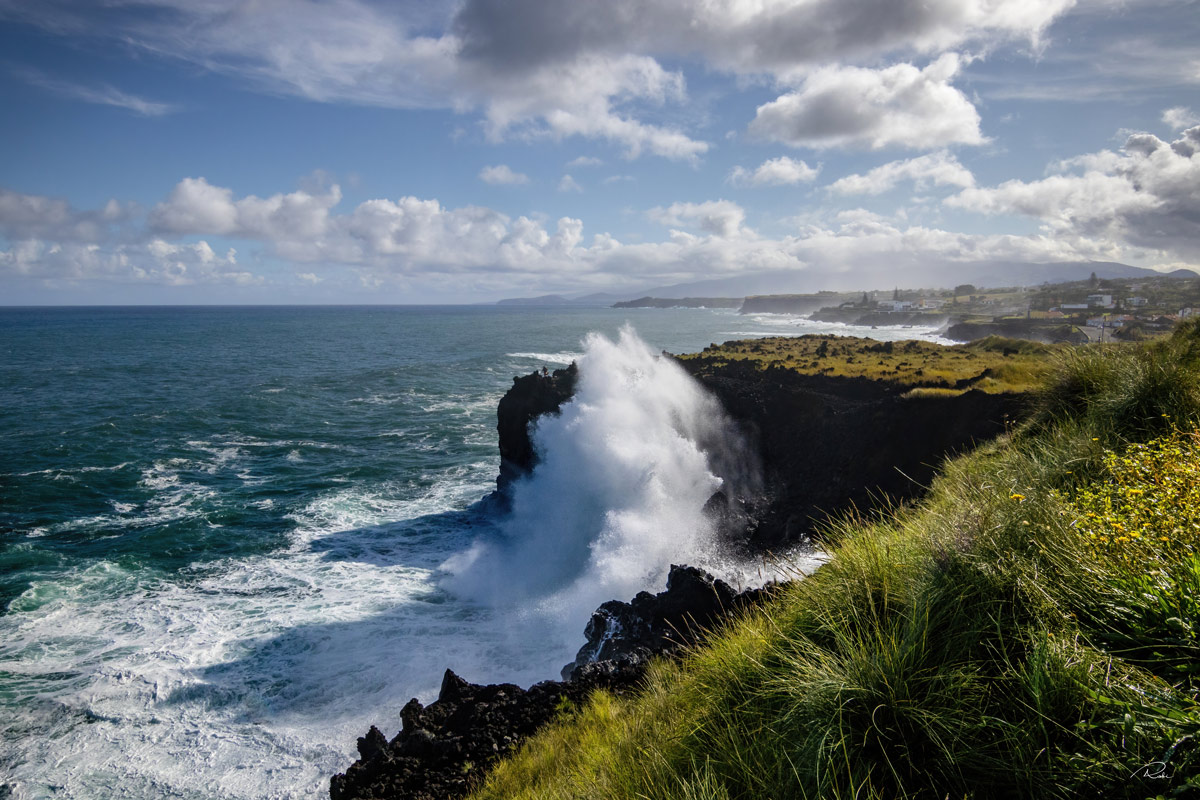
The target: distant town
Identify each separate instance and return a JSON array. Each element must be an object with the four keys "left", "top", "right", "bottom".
[{"left": 613, "top": 272, "right": 1200, "bottom": 344}]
